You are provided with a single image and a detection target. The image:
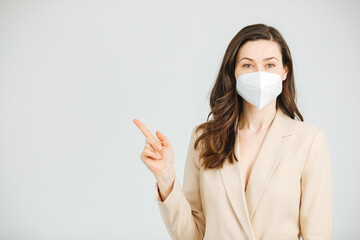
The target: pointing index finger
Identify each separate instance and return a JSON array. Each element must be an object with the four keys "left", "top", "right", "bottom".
[
  {"left": 133, "top": 119, "right": 163, "bottom": 150},
  {"left": 133, "top": 119, "right": 155, "bottom": 138}
]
